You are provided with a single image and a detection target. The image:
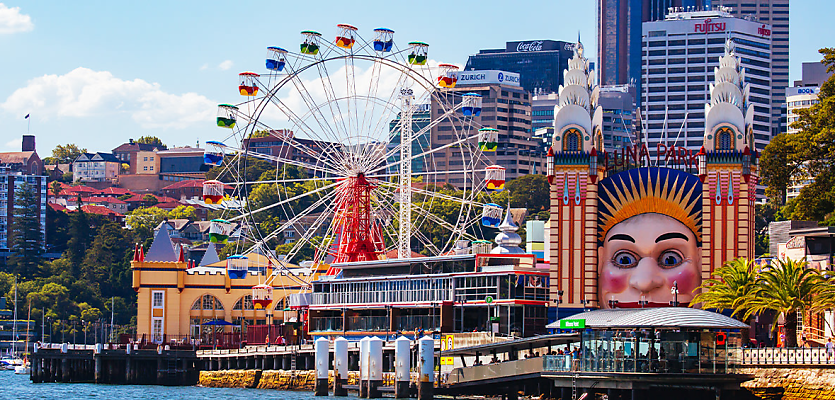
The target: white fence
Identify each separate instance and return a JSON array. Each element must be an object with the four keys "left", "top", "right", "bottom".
[{"left": 742, "top": 347, "right": 835, "bottom": 365}]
